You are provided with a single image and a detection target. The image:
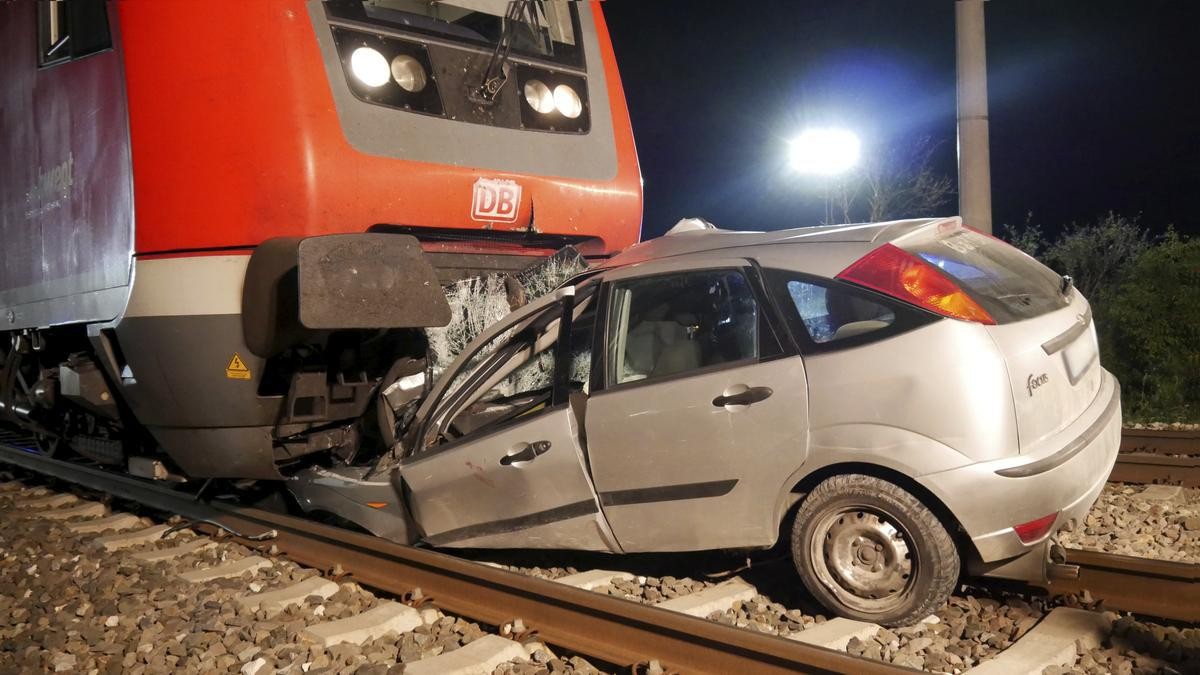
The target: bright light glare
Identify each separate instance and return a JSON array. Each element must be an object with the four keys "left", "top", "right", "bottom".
[
  {"left": 553, "top": 84, "right": 583, "bottom": 119},
  {"left": 524, "top": 79, "right": 555, "bottom": 114},
  {"left": 788, "top": 128, "right": 861, "bottom": 175},
  {"left": 350, "top": 47, "right": 390, "bottom": 88}
]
